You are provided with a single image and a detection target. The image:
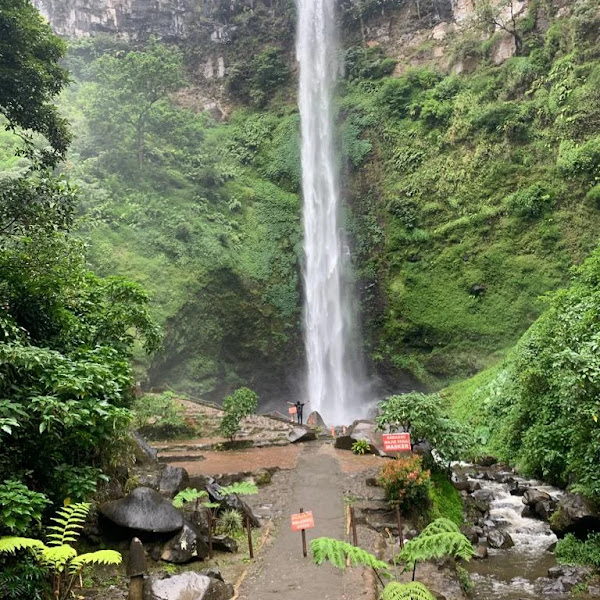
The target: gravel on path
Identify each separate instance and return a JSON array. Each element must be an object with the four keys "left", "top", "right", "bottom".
[{"left": 236, "top": 442, "right": 373, "bottom": 600}]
